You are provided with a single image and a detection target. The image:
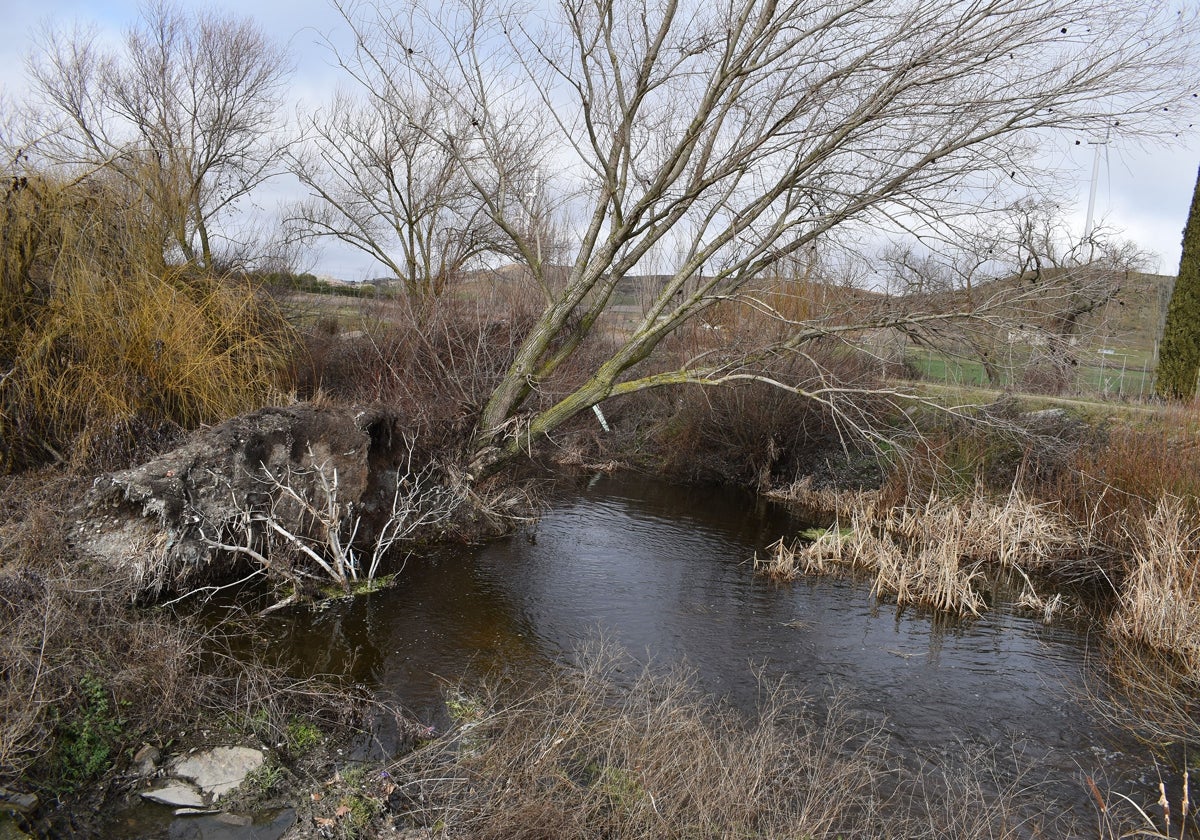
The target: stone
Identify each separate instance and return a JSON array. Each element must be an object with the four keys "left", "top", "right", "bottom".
[
  {"left": 134, "top": 744, "right": 161, "bottom": 774},
  {"left": 173, "top": 747, "right": 265, "bottom": 798},
  {"left": 1020, "top": 408, "right": 1070, "bottom": 424},
  {"left": 0, "top": 789, "right": 37, "bottom": 815},
  {"left": 141, "top": 783, "right": 207, "bottom": 808}
]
